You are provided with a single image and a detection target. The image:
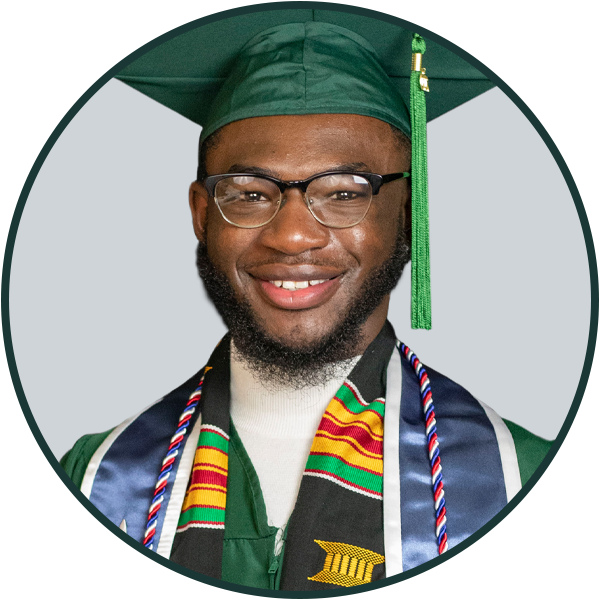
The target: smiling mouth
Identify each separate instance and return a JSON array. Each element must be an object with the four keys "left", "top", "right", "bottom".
[{"left": 252, "top": 274, "right": 342, "bottom": 310}]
